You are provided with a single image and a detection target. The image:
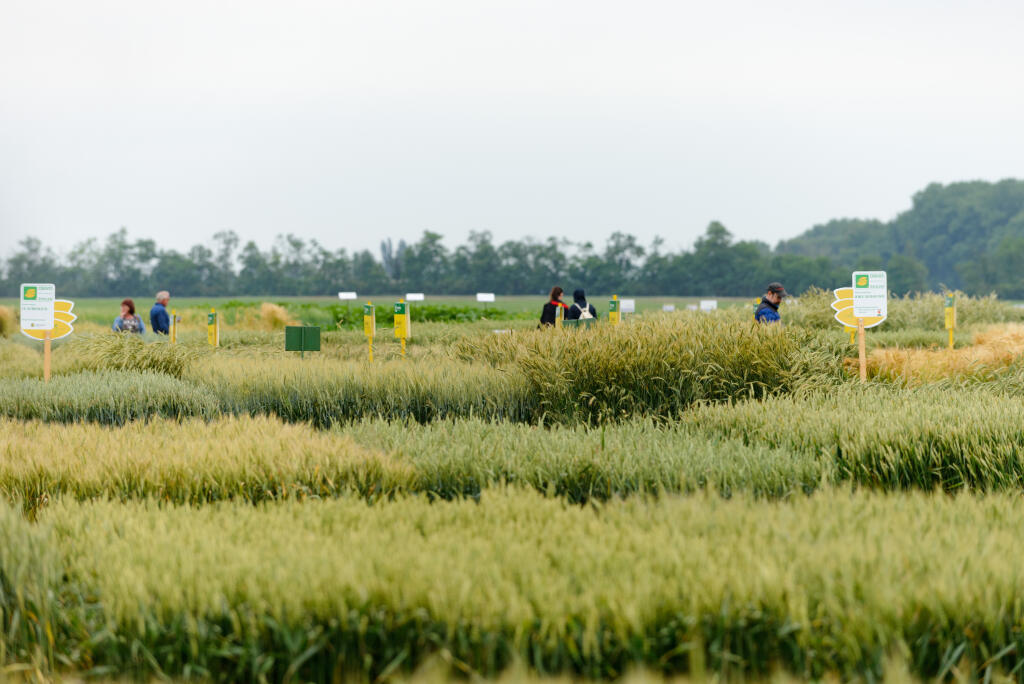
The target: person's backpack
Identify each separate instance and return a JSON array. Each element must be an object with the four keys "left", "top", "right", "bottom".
[
  {"left": 574, "top": 303, "right": 594, "bottom": 320},
  {"left": 120, "top": 316, "right": 141, "bottom": 333}
]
